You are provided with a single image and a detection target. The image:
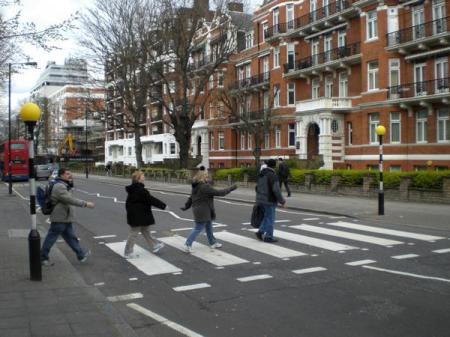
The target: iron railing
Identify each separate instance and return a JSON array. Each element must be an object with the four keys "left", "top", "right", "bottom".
[
  {"left": 387, "top": 77, "right": 450, "bottom": 99},
  {"left": 231, "top": 72, "right": 270, "bottom": 90}
]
